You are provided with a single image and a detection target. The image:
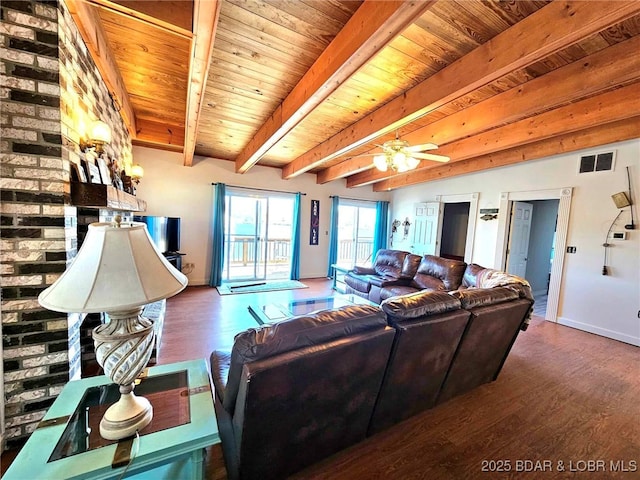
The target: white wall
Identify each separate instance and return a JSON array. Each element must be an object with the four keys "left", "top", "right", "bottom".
[
  {"left": 390, "top": 139, "right": 640, "bottom": 346},
  {"left": 133, "top": 147, "right": 388, "bottom": 284}
]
